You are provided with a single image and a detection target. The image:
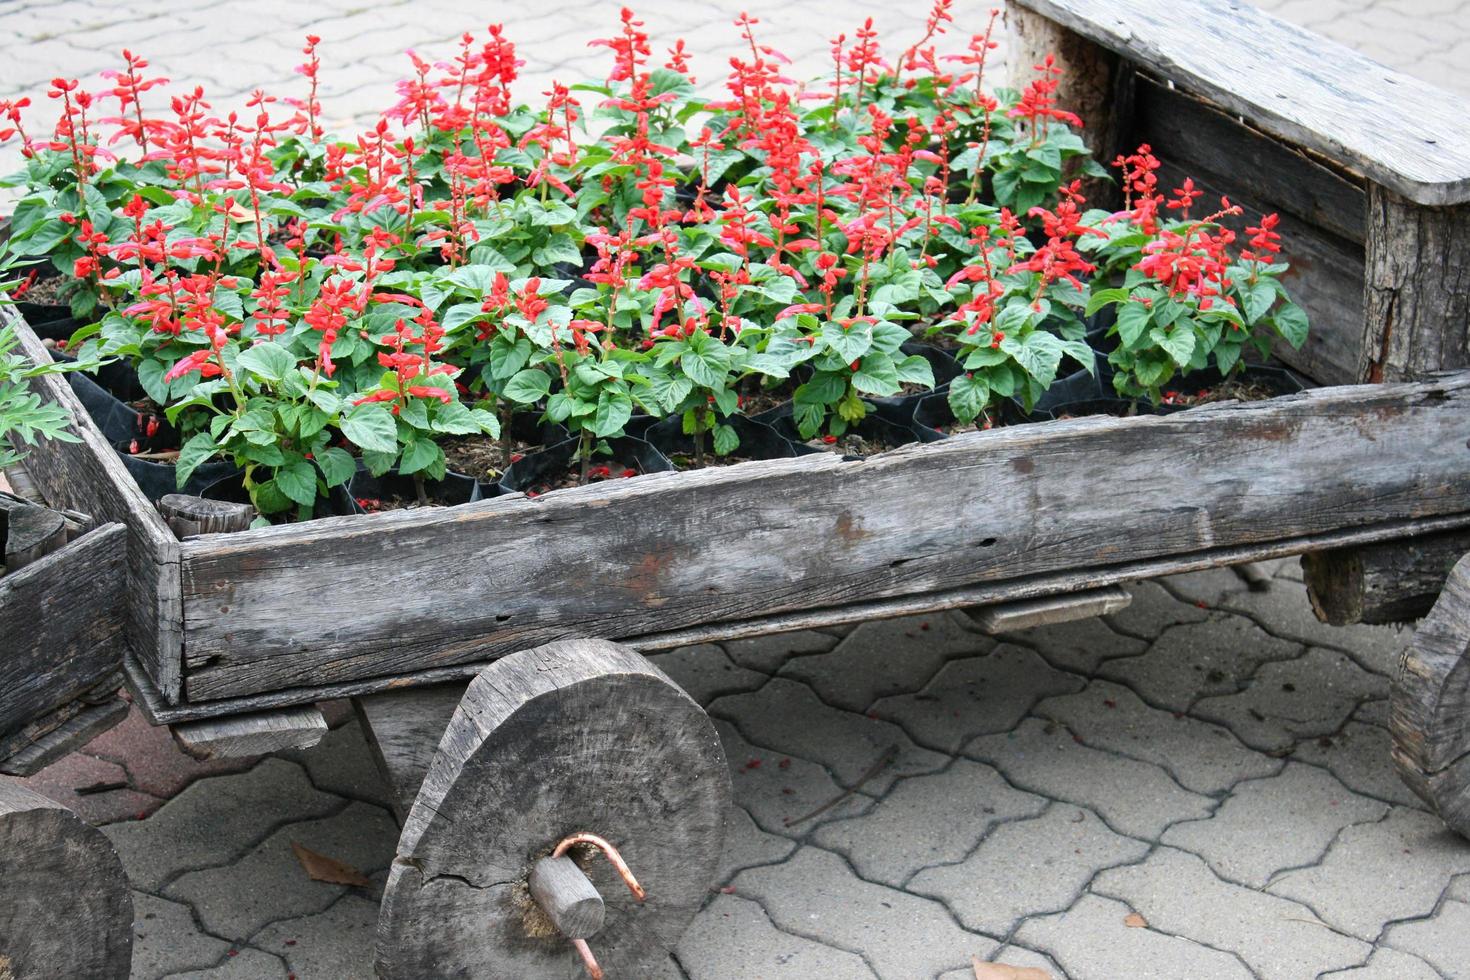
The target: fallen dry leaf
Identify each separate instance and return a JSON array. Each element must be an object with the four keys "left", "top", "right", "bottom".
[
  {"left": 1123, "top": 912, "right": 1149, "bottom": 929},
  {"left": 972, "top": 955, "right": 1053, "bottom": 980},
  {"left": 291, "top": 841, "right": 370, "bottom": 887}
]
